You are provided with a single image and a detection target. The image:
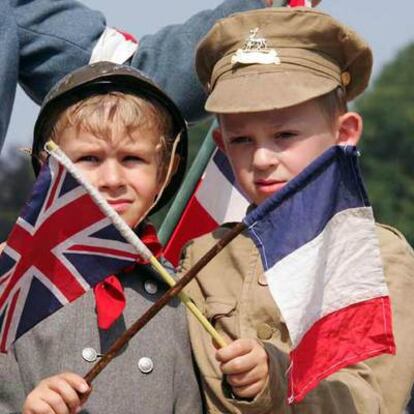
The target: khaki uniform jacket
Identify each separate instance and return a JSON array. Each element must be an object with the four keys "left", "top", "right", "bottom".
[{"left": 181, "top": 223, "right": 414, "bottom": 414}]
